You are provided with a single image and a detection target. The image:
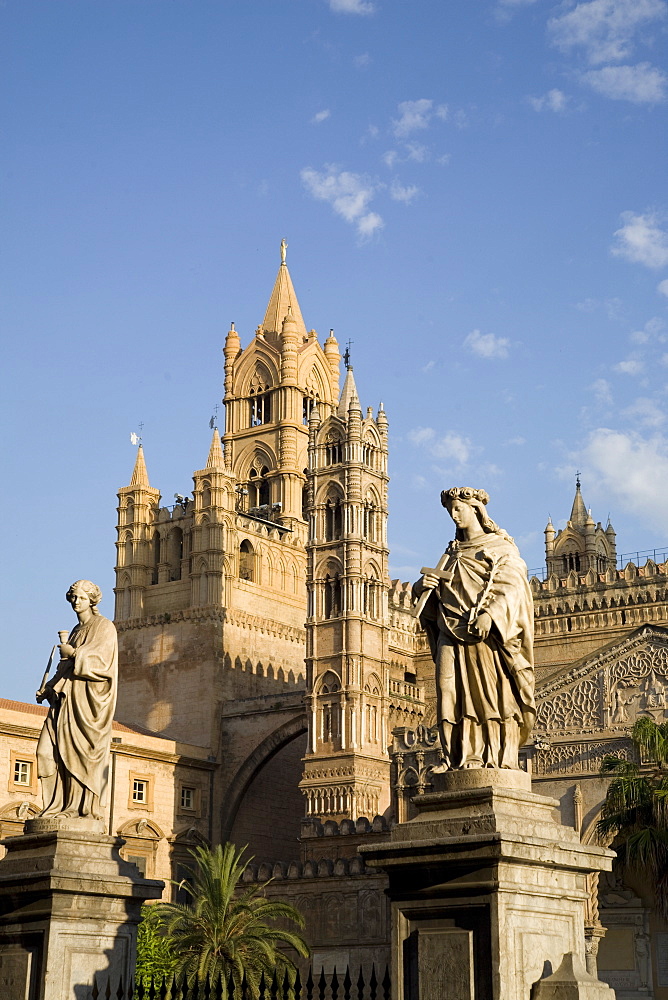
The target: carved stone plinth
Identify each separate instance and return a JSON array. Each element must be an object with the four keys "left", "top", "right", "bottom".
[
  {"left": 361, "top": 770, "right": 617, "bottom": 1000},
  {"left": 0, "top": 822, "right": 163, "bottom": 1000}
]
